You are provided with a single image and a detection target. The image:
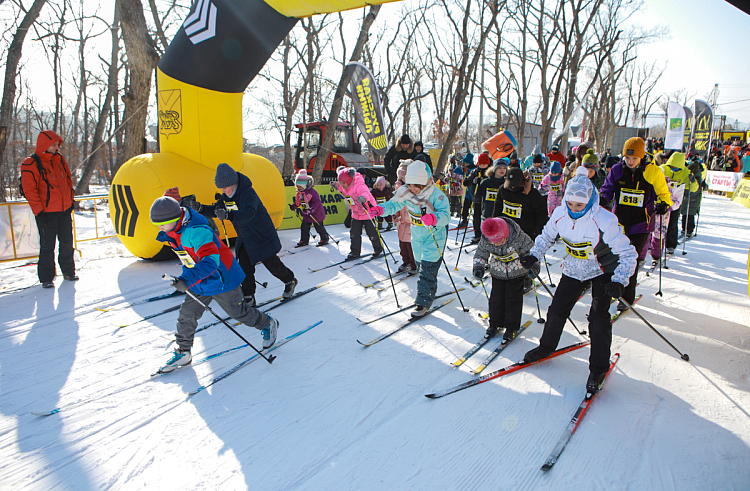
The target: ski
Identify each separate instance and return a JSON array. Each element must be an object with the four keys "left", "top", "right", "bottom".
[
  {"left": 373, "top": 272, "right": 417, "bottom": 291},
  {"left": 113, "top": 304, "right": 181, "bottom": 329},
  {"left": 357, "top": 299, "right": 454, "bottom": 347},
  {"left": 448, "top": 225, "right": 473, "bottom": 232},
  {"left": 471, "top": 320, "right": 532, "bottom": 374},
  {"left": 263, "top": 281, "right": 330, "bottom": 313},
  {"left": 154, "top": 320, "right": 324, "bottom": 376},
  {"left": 540, "top": 353, "right": 620, "bottom": 471},
  {"left": 610, "top": 294, "right": 642, "bottom": 324},
  {"left": 339, "top": 251, "right": 395, "bottom": 271},
  {"left": 356, "top": 289, "right": 464, "bottom": 324},
  {"left": 309, "top": 253, "right": 373, "bottom": 272},
  {"left": 188, "top": 320, "right": 324, "bottom": 395},
  {"left": 452, "top": 337, "right": 490, "bottom": 367},
  {"left": 360, "top": 270, "right": 409, "bottom": 289},
  {"left": 95, "top": 290, "right": 184, "bottom": 312},
  {"left": 278, "top": 245, "right": 313, "bottom": 257},
  {"left": 425, "top": 340, "right": 591, "bottom": 399}
]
